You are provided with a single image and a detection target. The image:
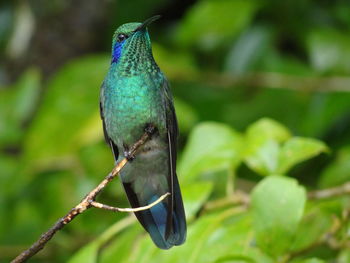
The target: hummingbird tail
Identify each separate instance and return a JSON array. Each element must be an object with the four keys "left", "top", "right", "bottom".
[{"left": 122, "top": 174, "right": 186, "bottom": 249}]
